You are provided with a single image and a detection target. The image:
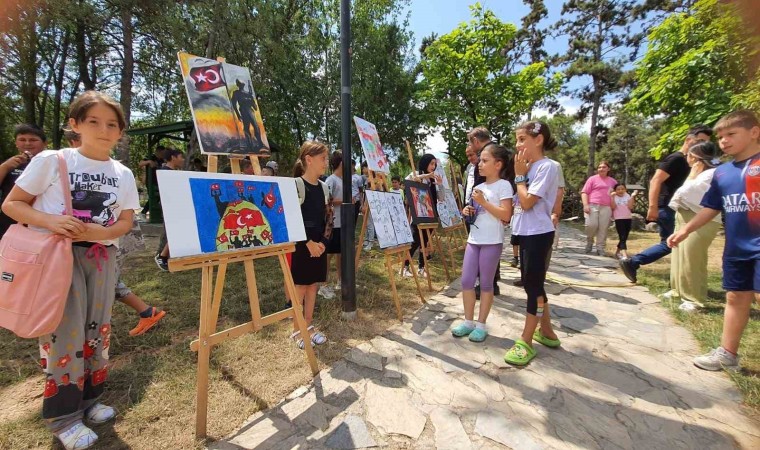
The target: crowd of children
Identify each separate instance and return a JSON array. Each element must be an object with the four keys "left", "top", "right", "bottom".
[{"left": 0, "top": 84, "right": 757, "bottom": 449}]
